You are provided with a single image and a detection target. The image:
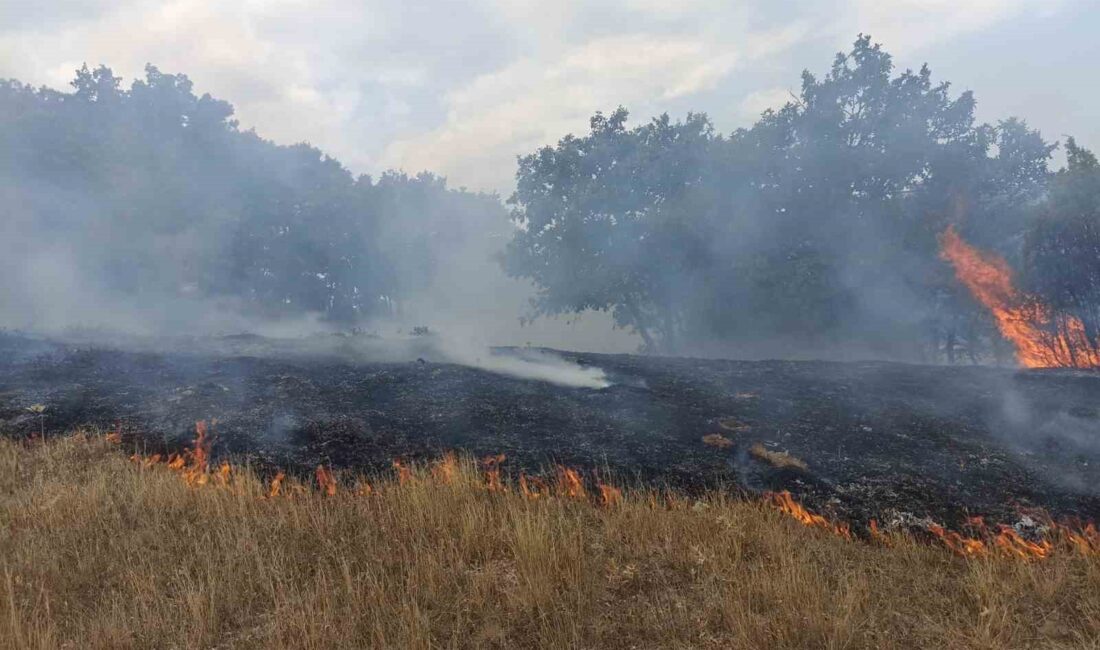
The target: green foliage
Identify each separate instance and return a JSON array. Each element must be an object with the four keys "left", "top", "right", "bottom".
[
  {"left": 502, "top": 107, "right": 718, "bottom": 352},
  {"left": 1022, "top": 138, "right": 1100, "bottom": 356},
  {"left": 0, "top": 65, "right": 502, "bottom": 326},
  {"left": 504, "top": 36, "right": 1063, "bottom": 360}
]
